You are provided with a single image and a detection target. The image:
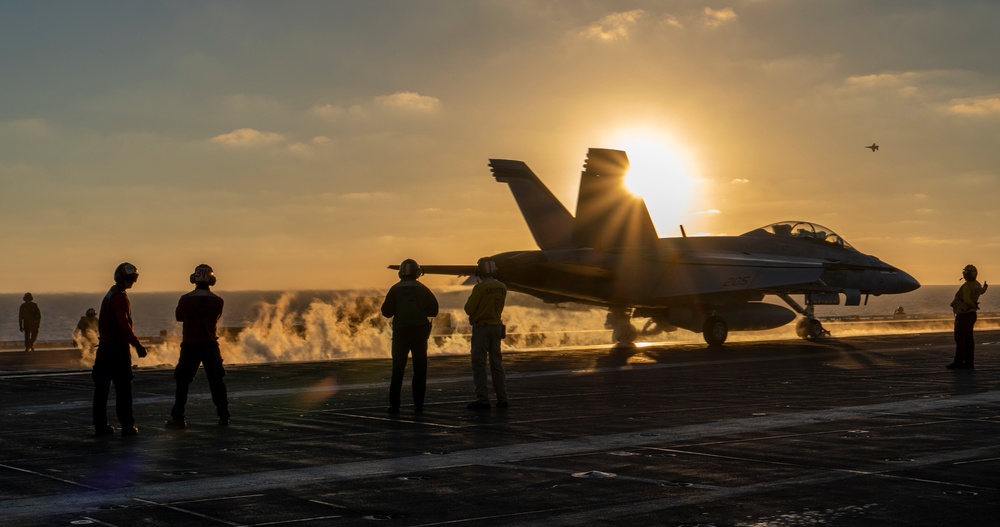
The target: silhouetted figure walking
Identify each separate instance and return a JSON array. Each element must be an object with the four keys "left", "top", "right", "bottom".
[
  {"left": 464, "top": 257, "right": 508, "bottom": 410},
  {"left": 93, "top": 262, "right": 147, "bottom": 437},
  {"left": 949, "top": 264, "right": 988, "bottom": 370},
  {"left": 18, "top": 293, "right": 41, "bottom": 352},
  {"left": 381, "top": 259, "right": 438, "bottom": 414},
  {"left": 166, "top": 264, "right": 230, "bottom": 429}
]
